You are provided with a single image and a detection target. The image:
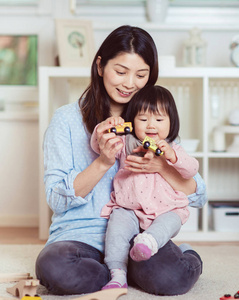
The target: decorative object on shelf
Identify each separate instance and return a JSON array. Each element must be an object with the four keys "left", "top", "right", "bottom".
[
  {"left": 183, "top": 27, "right": 207, "bottom": 67},
  {"left": 179, "top": 139, "right": 199, "bottom": 153},
  {"left": 230, "top": 35, "right": 239, "bottom": 67},
  {"left": 213, "top": 126, "right": 239, "bottom": 152},
  {"left": 229, "top": 107, "right": 239, "bottom": 126},
  {"left": 70, "top": 0, "right": 76, "bottom": 14},
  {"left": 158, "top": 55, "right": 175, "bottom": 74},
  {"left": 55, "top": 19, "right": 95, "bottom": 67},
  {"left": 146, "top": 0, "right": 168, "bottom": 22},
  {"left": 227, "top": 108, "right": 239, "bottom": 152}
]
